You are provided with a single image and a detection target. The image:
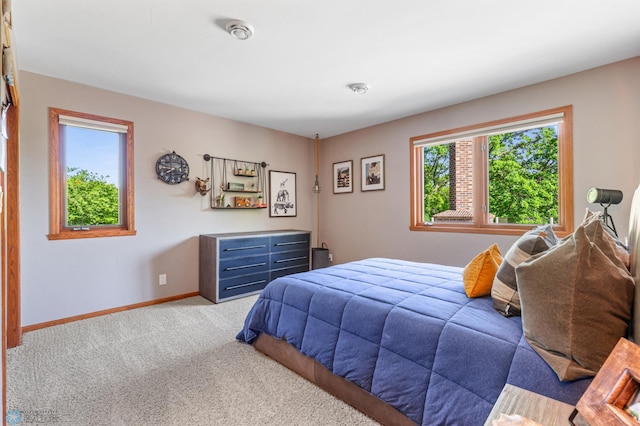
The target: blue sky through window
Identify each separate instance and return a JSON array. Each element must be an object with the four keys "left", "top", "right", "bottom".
[{"left": 63, "top": 125, "right": 120, "bottom": 186}]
